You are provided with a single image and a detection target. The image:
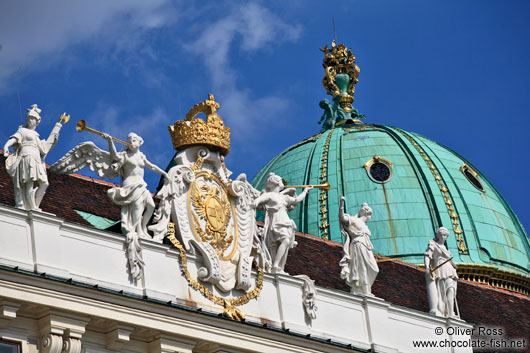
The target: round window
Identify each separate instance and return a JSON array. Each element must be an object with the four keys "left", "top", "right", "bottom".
[
  {"left": 461, "top": 164, "right": 485, "bottom": 192},
  {"left": 364, "top": 155, "right": 393, "bottom": 184},
  {"left": 369, "top": 162, "right": 391, "bottom": 182}
]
